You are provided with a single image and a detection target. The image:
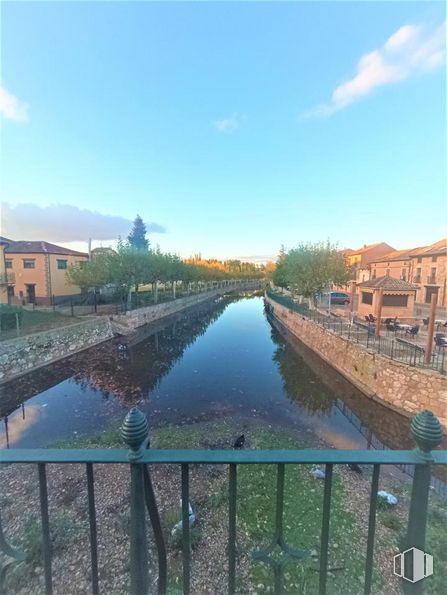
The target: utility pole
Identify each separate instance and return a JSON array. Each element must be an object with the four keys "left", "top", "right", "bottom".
[{"left": 424, "top": 293, "right": 437, "bottom": 364}]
